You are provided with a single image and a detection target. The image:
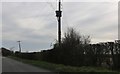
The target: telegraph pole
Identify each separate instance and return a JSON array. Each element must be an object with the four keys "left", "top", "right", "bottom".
[
  {"left": 56, "top": 0, "right": 62, "bottom": 45},
  {"left": 17, "top": 41, "right": 21, "bottom": 53}
]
